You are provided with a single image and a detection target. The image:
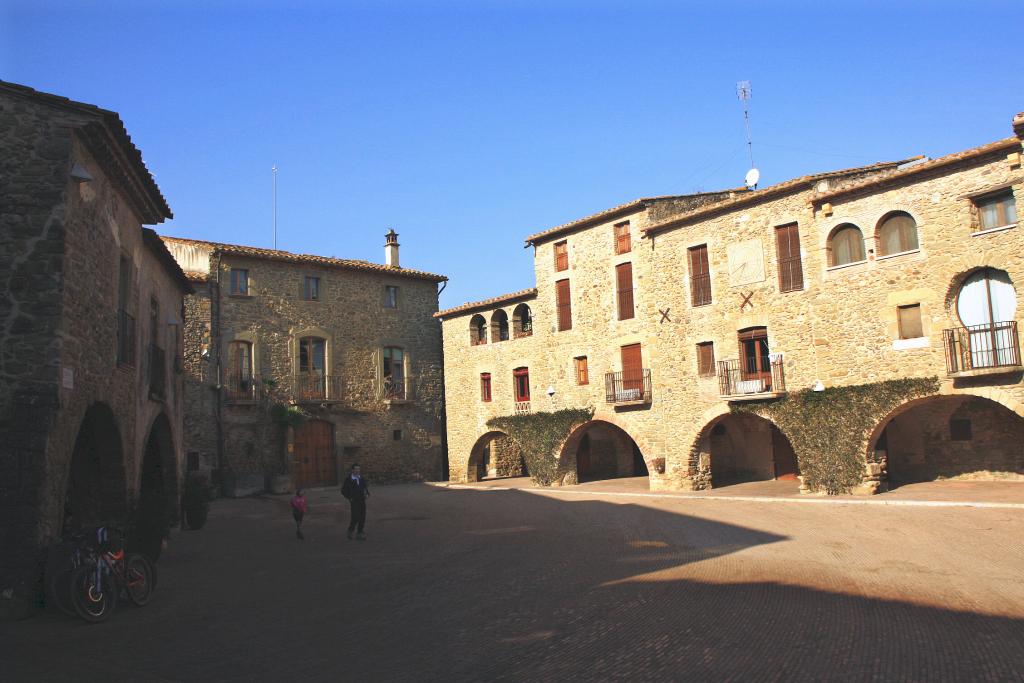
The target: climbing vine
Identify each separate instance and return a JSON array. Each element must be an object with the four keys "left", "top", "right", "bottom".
[
  {"left": 734, "top": 376, "right": 940, "bottom": 494},
  {"left": 488, "top": 408, "right": 595, "bottom": 486}
]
